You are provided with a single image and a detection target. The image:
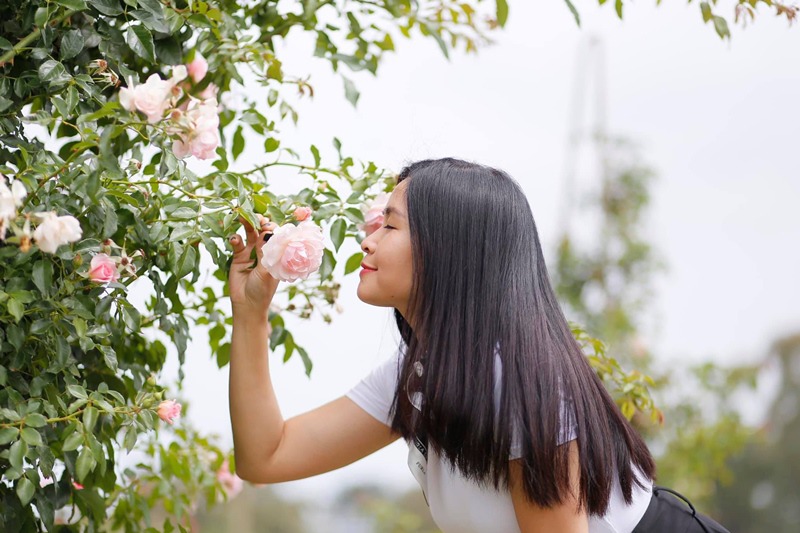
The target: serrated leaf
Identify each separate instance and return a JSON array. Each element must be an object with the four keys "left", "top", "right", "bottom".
[
  {"left": 713, "top": 15, "right": 730, "bottom": 39},
  {"left": 310, "top": 144, "right": 321, "bottom": 167},
  {"left": 344, "top": 252, "right": 364, "bottom": 274},
  {"left": 60, "top": 29, "right": 84, "bottom": 60},
  {"left": 330, "top": 218, "right": 347, "bottom": 252},
  {"left": 7, "top": 297, "right": 24, "bottom": 322},
  {"left": 297, "top": 346, "right": 313, "bottom": 377},
  {"left": 16, "top": 477, "right": 35, "bottom": 506},
  {"left": 216, "top": 342, "right": 231, "bottom": 368},
  {"left": 123, "top": 426, "right": 137, "bottom": 453},
  {"left": 126, "top": 25, "right": 156, "bottom": 63}
]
